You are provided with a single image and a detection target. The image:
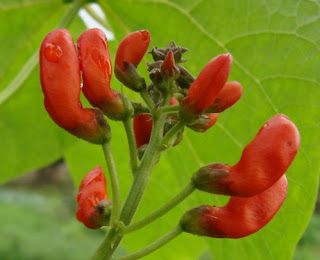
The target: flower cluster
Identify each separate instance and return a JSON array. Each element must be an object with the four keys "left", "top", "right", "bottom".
[{"left": 40, "top": 28, "right": 300, "bottom": 245}]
